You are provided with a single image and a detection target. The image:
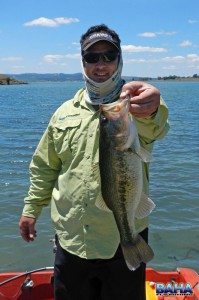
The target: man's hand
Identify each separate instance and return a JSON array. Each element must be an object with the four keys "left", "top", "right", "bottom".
[
  {"left": 19, "top": 216, "right": 37, "bottom": 242},
  {"left": 120, "top": 81, "right": 160, "bottom": 118}
]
